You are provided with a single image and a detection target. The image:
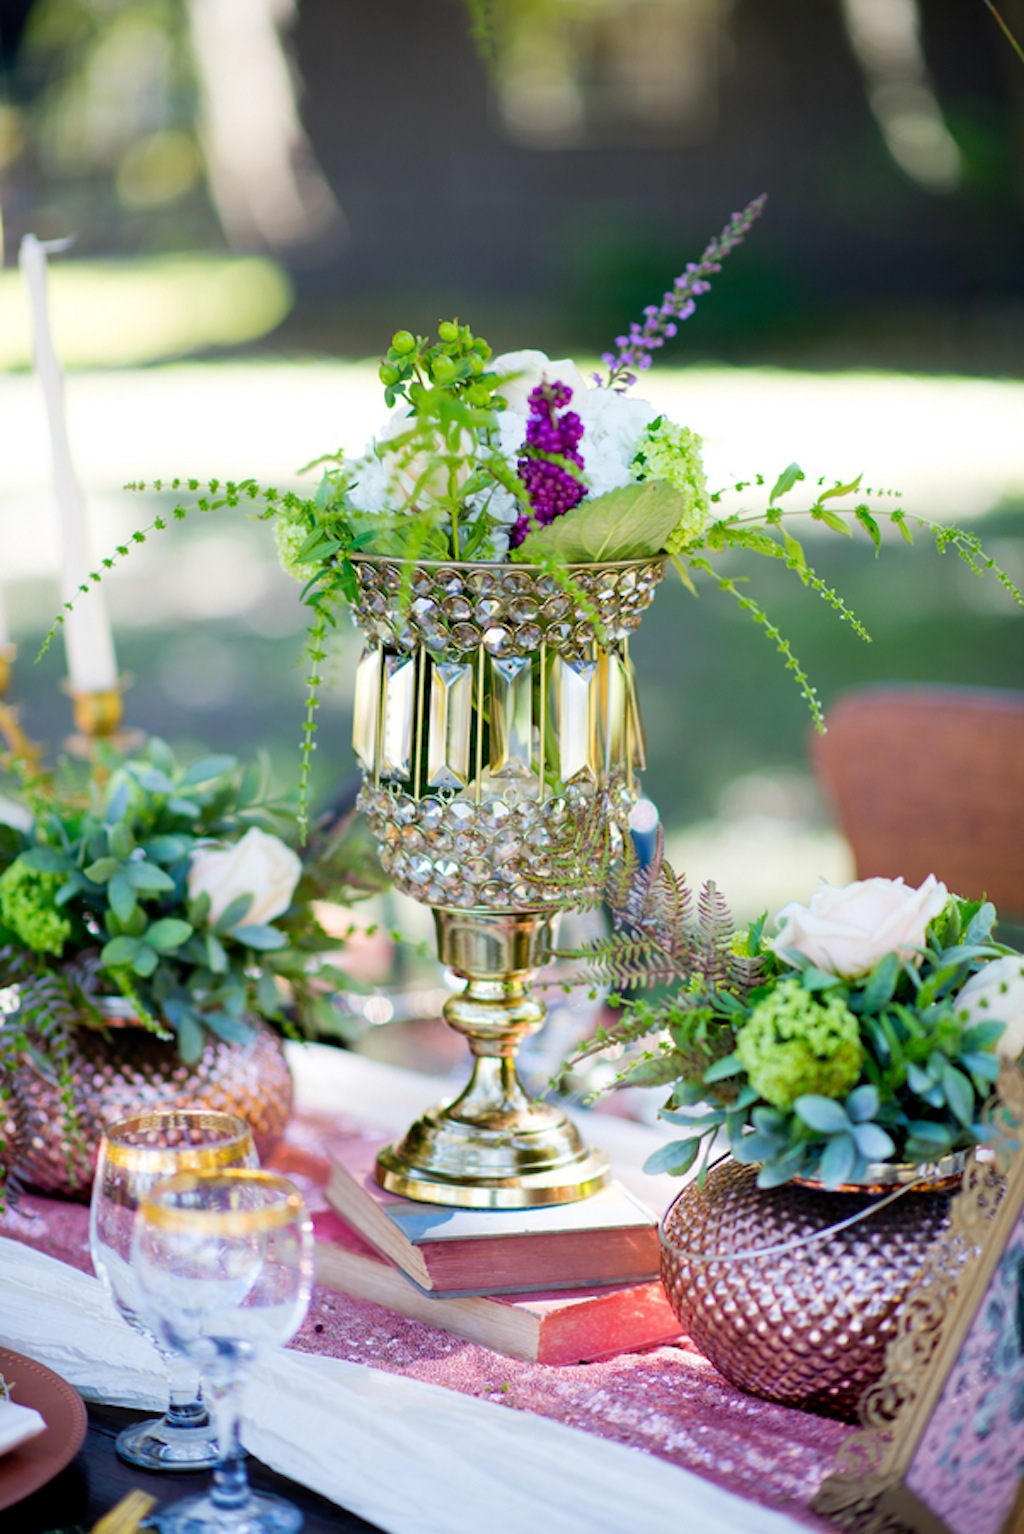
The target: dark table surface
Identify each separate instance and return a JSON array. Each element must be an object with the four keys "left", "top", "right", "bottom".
[{"left": 11, "top": 1402, "right": 383, "bottom": 1533}]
